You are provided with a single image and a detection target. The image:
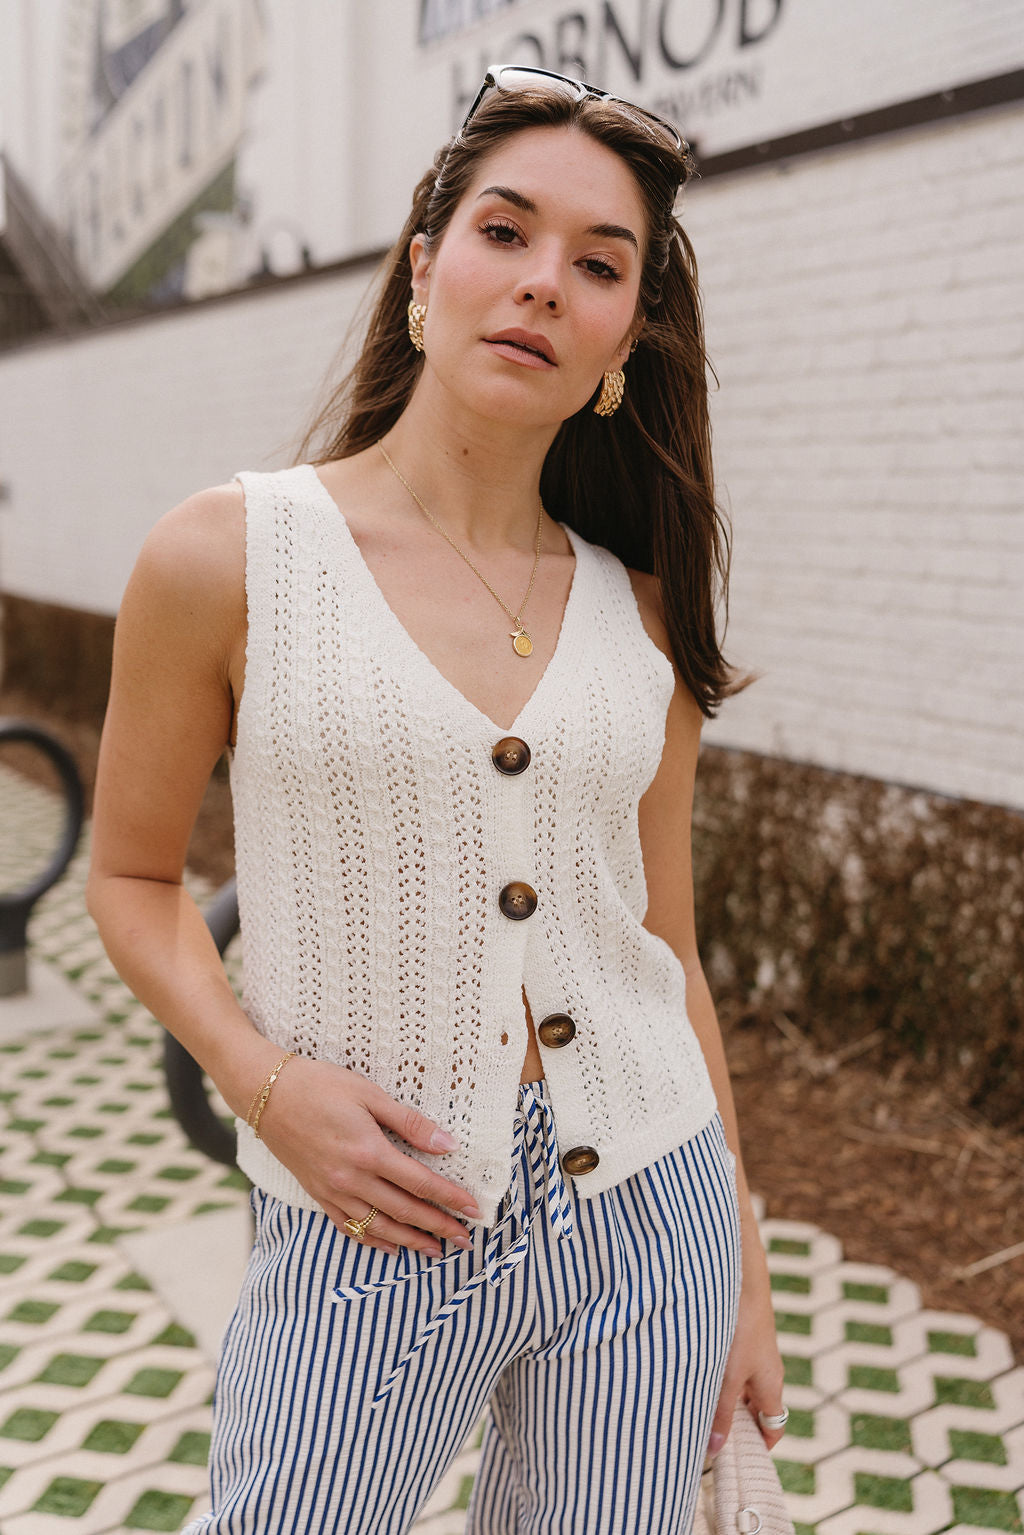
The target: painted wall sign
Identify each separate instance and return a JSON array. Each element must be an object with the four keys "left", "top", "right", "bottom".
[{"left": 59, "top": 0, "right": 266, "bottom": 296}]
